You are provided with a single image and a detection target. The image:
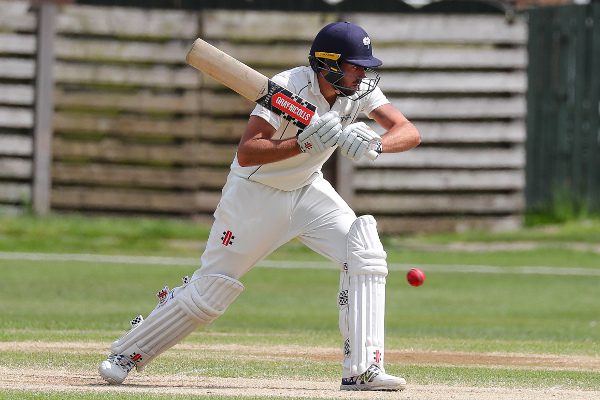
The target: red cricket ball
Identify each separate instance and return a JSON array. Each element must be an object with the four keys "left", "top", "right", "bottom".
[{"left": 406, "top": 267, "right": 425, "bottom": 287}]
